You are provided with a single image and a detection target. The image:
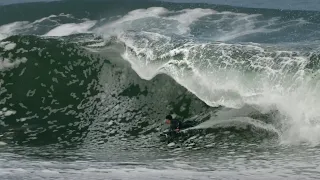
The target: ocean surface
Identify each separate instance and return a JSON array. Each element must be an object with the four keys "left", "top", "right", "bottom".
[{"left": 1, "top": 0, "right": 320, "bottom": 179}]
